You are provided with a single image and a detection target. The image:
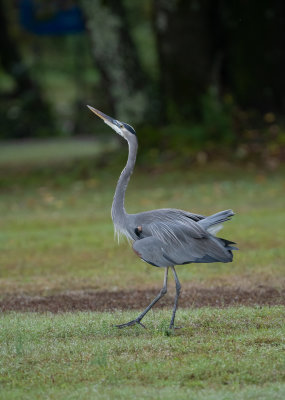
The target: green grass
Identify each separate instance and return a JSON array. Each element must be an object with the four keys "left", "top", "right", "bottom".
[
  {"left": 0, "top": 138, "right": 116, "bottom": 166},
  {"left": 1, "top": 307, "right": 285, "bottom": 399},
  {"left": 0, "top": 147, "right": 284, "bottom": 294}
]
